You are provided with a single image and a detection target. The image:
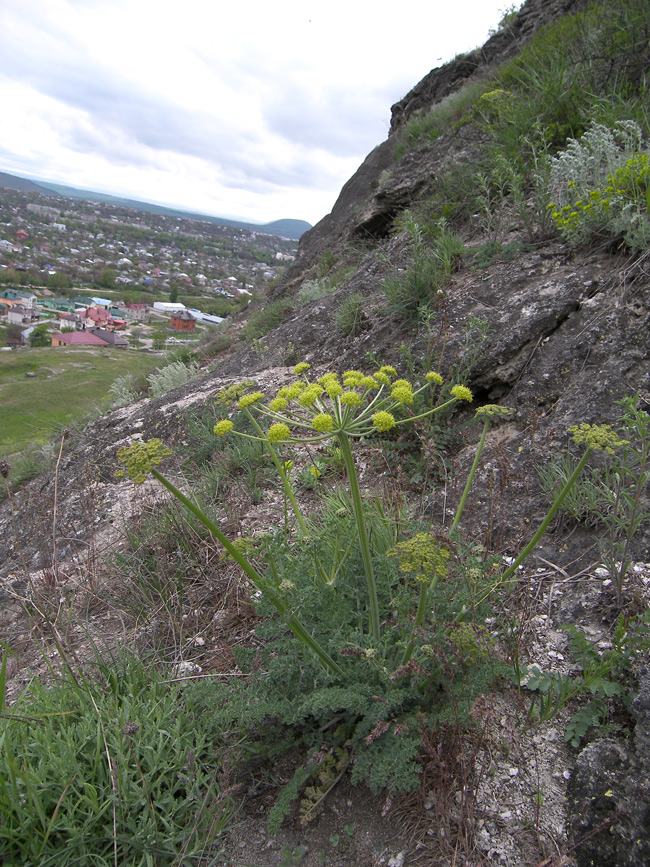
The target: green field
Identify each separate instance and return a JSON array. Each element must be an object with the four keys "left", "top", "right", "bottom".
[{"left": 0, "top": 347, "right": 161, "bottom": 455}]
